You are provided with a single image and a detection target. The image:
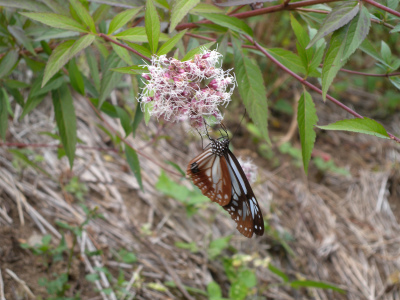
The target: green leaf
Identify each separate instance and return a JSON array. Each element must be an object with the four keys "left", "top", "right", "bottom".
[
  {"left": 125, "top": 146, "right": 143, "bottom": 191},
  {"left": 389, "top": 76, "right": 400, "bottom": 90},
  {"left": 145, "top": 0, "right": 160, "bottom": 53},
  {"left": 190, "top": 3, "right": 224, "bottom": 14},
  {"left": 165, "top": 161, "right": 185, "bottom": 176},
  {"left": 307, "top": 1, "right": 359, "bottom": 48},
  {"left": 108, "top": 7, "right": 142, "bottom": 34},
  {"left": 342, "top": 6, "right": 371, "bottom": 59},
  {"left": 112, "top": 43, "right": 134, "bottom": 65},
  {"left": 390, "top": 23, "right": 400, "bottom": 33},
  {"left": 8, "top": 149, "right": 51, "bottom": 177},
  {"left": 143, "top": 101, "right": 153, "bottom": 125},
  {"left": 0, "top": 88, "right": 9, "bottom": 141},
  {"left": 297, "top": 91, "right": 318, "bottom": 174},
  {"left": 52, "top": 84, "right": 77, "bottom": 168},
  {"left": 112, "top": 65, "right": 148, "bottom": 75},
  {"left": 42, "top": 34, "right": 95, "bottom": 87},
  {"left": 132, "top": 101, "right": 143, "bottom": 138},
  {"left": 268, "top": 264, "right": 289, "bottom": 283},
  {"left": 229, "top": 281, "right": 247, "bottom": 300},
  {"left": 8, "top": 25, "right": 36, "bottom": 55},
  {"left": 317, "top": 117, "right": 390, "bottom": 139},
  {"left": 182, "top": 41, "right": 215, "bottom": 61},
  {"left": 86, "top": 48, "right": 101, "bottom": 92},
  {"left": 238, "top": 270, "right": 257, "bottom": 288},
  {"left": 207, "top": 281, "right": 222, "bottom": 299},
  {"left": 68, "top": 58, "right": 85, "bottom": 95},
  {"left": 0, "top": 50, "right": 18, "bottom": 79},
  {"left": 359, "top": 39, "right": 391, "bottom": 68},
  {"left": 70, "top": 0, "right": 96, "bottom": 33},
  {"left": 170, "top": 0, "right": 200, "bottom": 32},
  {"left": 265, "top": 48, "right": 306, "bottom": 75},
  {"left": 115, "top": 107, "right": 132, "bottom": 136},
  {"left": 115, "top": 27, "right": 149, "bottom": 42},
  {"left": 99, "top": 52, "right": 125, "bottom": 106},
  {"left": 233, "top": 38, "right": 269, "bottom": 143},
  {"left": 208, "top": 236, "right": 231, "bottom": 259},
  {"left": 125, "top": 42, "right": 153, "bottom": 58},
  {"left": 156, "top": 170, "right": 189, "bottom": 202},
  {"left": 157, "top": 29, "right": 187, "bottom": 56},
  {"left": 290, "top": 15, "right": 314, "bottom": 73},
  {"left": 290, "top": 280, "right": 344, "bottom": 293},
  {"left": 20, "top": 12, "right": 88, "bottom": 32},
  {"left": 380, "top": 40, "right": 392, "bottom": 65},
  {"left": 200, "top": 13, "right": 253, "bottom": 37},
  {"left": 1, "top": 0, "right": 51, "bottom": 12}
]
